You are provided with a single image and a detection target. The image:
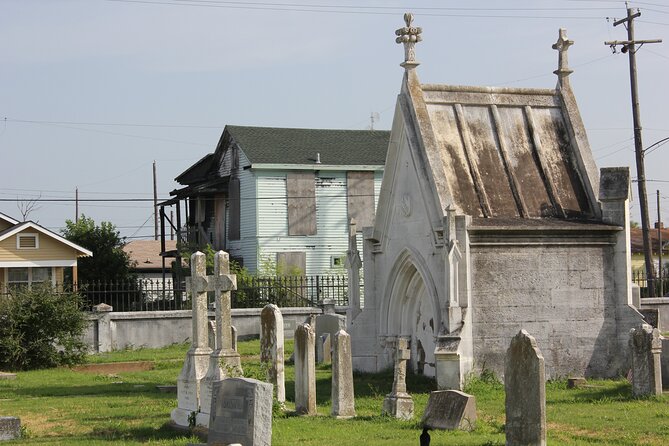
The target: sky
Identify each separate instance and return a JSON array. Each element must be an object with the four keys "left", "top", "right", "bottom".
[{"left": 1, "top": 0, "right": 668, "bottom": 239}]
